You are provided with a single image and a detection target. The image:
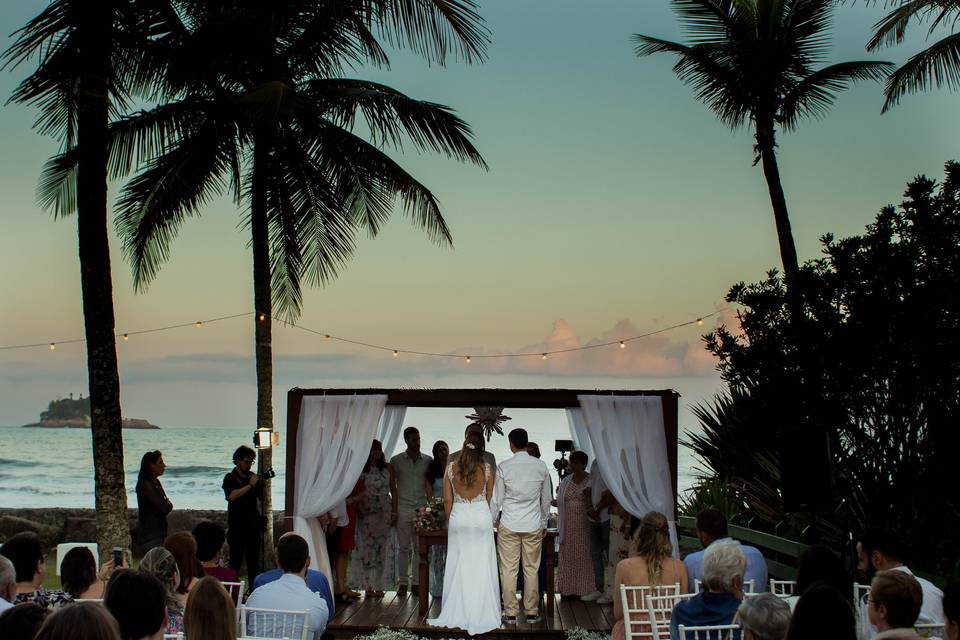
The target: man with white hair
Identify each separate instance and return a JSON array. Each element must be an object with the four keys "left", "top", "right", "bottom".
[
  {"left": 671, "top": 539, "right": 747, "bottom": 640},
  {"left": 0, "top": 554, "right": 16, "bottom": 613},
  {"left": 738, "top": 593, "right": 791, "bottom": 640}
]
